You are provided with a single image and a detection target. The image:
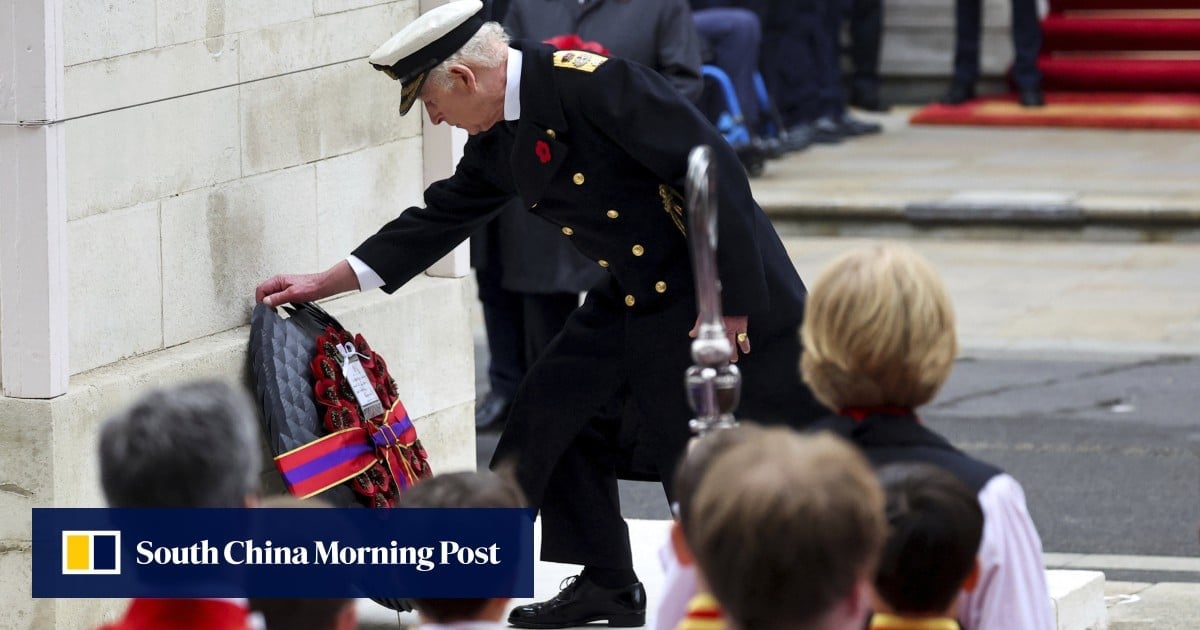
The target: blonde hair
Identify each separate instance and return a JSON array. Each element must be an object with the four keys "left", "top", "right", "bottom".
[
  {"left": 800, "top": 242, "right": 957, "bottom": 411},
  {"left": 427, "top": 22, "right": 510, "bottom": 91},
  {"left": 686, "top": 429, "right": 886, "bottom": 630}
]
